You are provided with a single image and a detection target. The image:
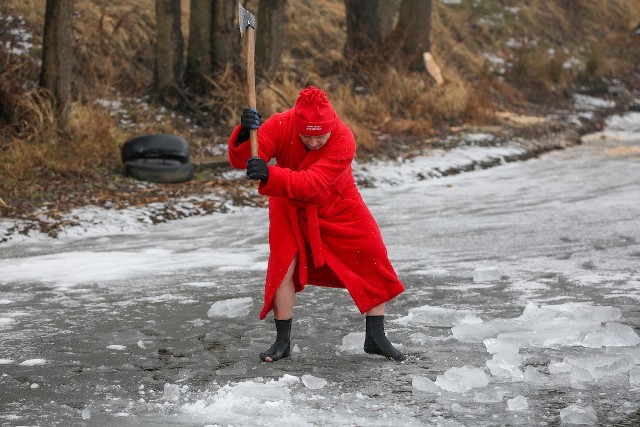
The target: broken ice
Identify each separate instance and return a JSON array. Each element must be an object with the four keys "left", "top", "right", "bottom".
[
  {"left": 473, "top": 266, "right": 502, "bottom": 282},
  {"left": 412, "top": 375, "right": 439, "bottom": 393},
  {"left": 451, "top": 302, "right": 637, "bottom": 350},
  {"left": 163, "top": 383, "right": 181, "bottom": 402},
  {"left": 301, "top": 374, "right": 327, "bottom": 390},
  {"left": 339, "top": 332, "right": 364, "bottom": 353},
  {"left": 435, "top": 366, "right": 489, "bottom": 393},
  {"left": 507, "top": 395, "right": 528, "bottom": 411},
  {"left": 560, "top": 404, "right": 598, "bottom": 425},
  {"left": 564, "top": 355, "right": 634, "bottom": 382},
  {"left": 395, "top": 305, "right": 482, "bottom": 327},
  {"left": 207, "top": 297, "right": 253, "bottom": 318}
]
